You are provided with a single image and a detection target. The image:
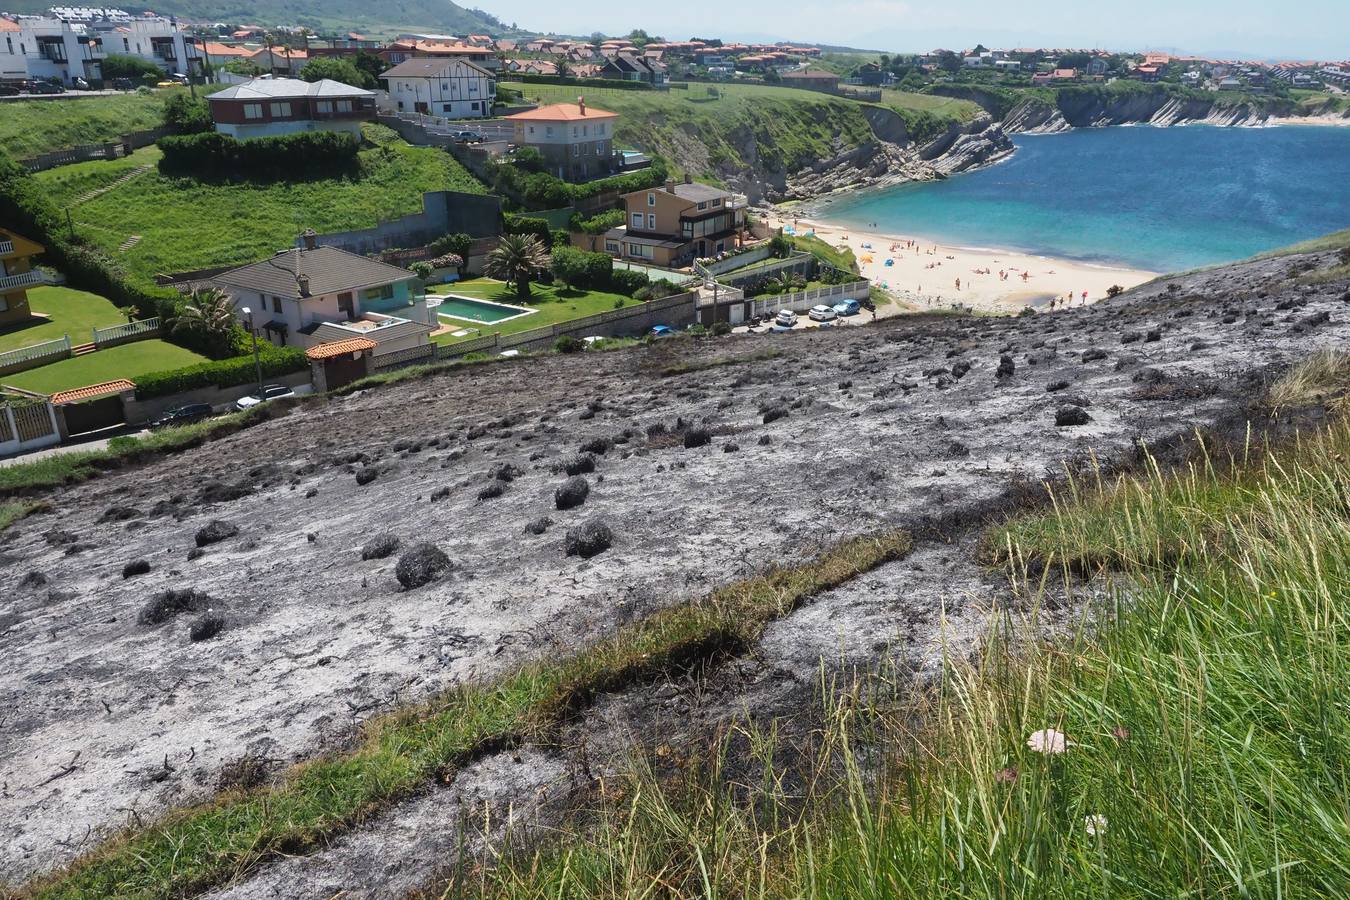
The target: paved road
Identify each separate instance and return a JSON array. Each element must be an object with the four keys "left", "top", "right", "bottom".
[{"left": 0, "top": 427, "right": 148, "bottom": 467}]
